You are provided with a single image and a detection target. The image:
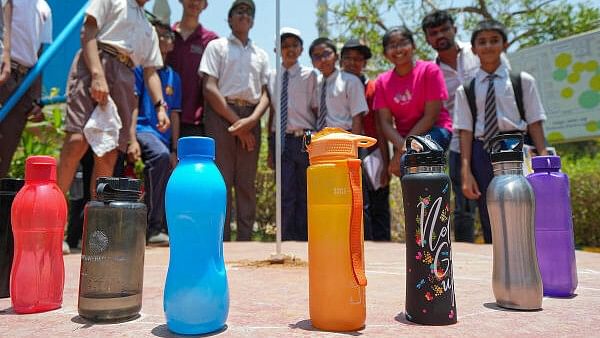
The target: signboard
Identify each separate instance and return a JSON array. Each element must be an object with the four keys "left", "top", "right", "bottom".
[{"left": 509, "top": 29, "right": 600, "bottom": 143}]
